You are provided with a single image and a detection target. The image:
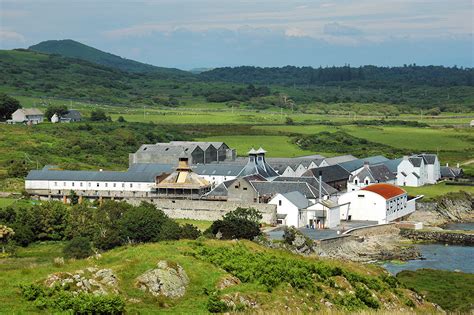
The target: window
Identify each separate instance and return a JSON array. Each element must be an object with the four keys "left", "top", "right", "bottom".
[
  {"left": 122, "top": 183, "right": 125, "bottom": 188},
  {"left": 88, "top": 182, "right": 91, "bottom": 187},
  {"left": 63, "top": 182, "right": 66, "bottom": 187},
  {"left": 105, "top": 183, "right": 108, "bottom": 188},
  {"left": 72, "top": 182, "right": 75, "bottom": 187},
  {"left": 80, "top": 182, "right": 83, "bottom": 187},
  {"left": 97, "top": 183, "right": 100, "bottom": 187},
  {"left": 113, "top": 183, "right": 116, "bottom": 188},
  {"left": 54, "top": 182, "right": 57, "bottom": 186},
  {"left": 278, "top": 200, "right": 282, "bottom": 206},
  {"left": 354, "top": 179, "right": 358, "bottom": 185},
  {"left": 130, "top": 183, "right": 133, "bottom": 188},
  {"left": 357, "top": 194, "right": 364, "bottom": 198},
  {"left": 365, "top": 179, "right": 369, "bottom": 185},
  {"left": 243, "top": 187, "right": 247, "bottom": 191}
]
